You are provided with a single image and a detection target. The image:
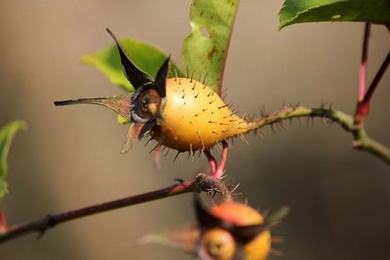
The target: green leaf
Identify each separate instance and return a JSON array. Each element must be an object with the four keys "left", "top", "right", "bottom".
[
  {"left": 82, "top": 38, "right": 181, "bottom": 92},
  {"left": 0, "top": 121, "right": 26, "bottom": 198},
  {"left": 279, "top": 0, "right": 390, "bottom": 29},
  {"left": 183, "top": 0, "right": 239, "bottom": 94}
]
